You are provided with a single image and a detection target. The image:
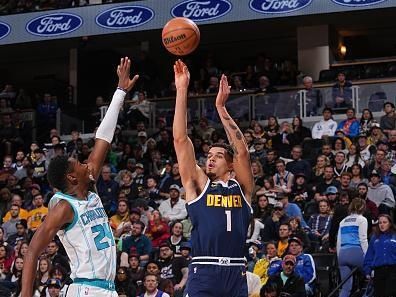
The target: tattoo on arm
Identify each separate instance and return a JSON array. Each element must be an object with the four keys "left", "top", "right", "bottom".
[
  {"left": 222, "top": 115, "right": 231, "bottom": 121},
  {"left": 236, "top": 131, "right": 242, "bottom": 140},
  {"left": 229, "top": 123, "right": 238, "bottom": 130}
]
